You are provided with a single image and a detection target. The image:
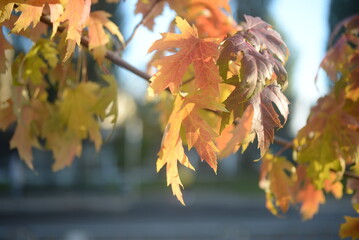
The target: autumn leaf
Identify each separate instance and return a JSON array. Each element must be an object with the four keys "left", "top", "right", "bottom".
[
  {"left": 323, "top": 172, "right": 343, "bottom": 199},
  {"left": 9, "top": 99, "right": 48, "bottom": 170},
  {"left": 250, "top": 85, "right": 289, "bottom": 156},
  {"left": 182, "top": 94, "right": 221, "bottom": 172},
  {"left": 217, "top": 104, "right": 254, "bottom": 158},
  {"left": 12, "top": 4, "right": 43, "bottom": 32},
  {"left": 294, "top": 165, "right": 326, "bottom": 220},
  {"left": 93, "top": 74, "right": 119, "bottom": 124},
  {"left": 59, "top": 82, "right": 102, "bottom": 151},
  {"left": 297, "top": 182, "right": 325, "bottom": 220},
  {"left": 243, "top": 15, "right": 288, "bottom": 63},
  {"left": 58, "top": 0, "right": 91, "bottom": 61},
  {"left": 87, "top": 11, "right": 124, "bottom": 62},
  {"left": 168, "top": 0, "right": 236, "bottom": 38},
  {"left": 148, "top": 16, "right": 221, "bottom": 96},
  {"left": 135, "top": 0, "right": 165, "bottom": 30},
  {"left": 0, "top": 2, "right": 14, "bottom": 23},
  {"left": 340, "top": 216, "right": 359, "bottom": 240},
  {"left": 0, "top": 100, "right": 16, "bottom": 130},
  {"left": 156, "top": 92, "right": 225, "bottom": 204},
  {"left": 0, "top": 30, "right": 12, "bottom": 73},
  {"left": 259, "top": 153, "right": 296, "bottom": 216},
  {"left": 217, "top": 16, "right": 288, "bottom": 96},
  {"left": 295, "top": 95, "right": 359, "bottom": 187},
  {"left": 156, "top": 95, "right": 195, "bottom": 205}
]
